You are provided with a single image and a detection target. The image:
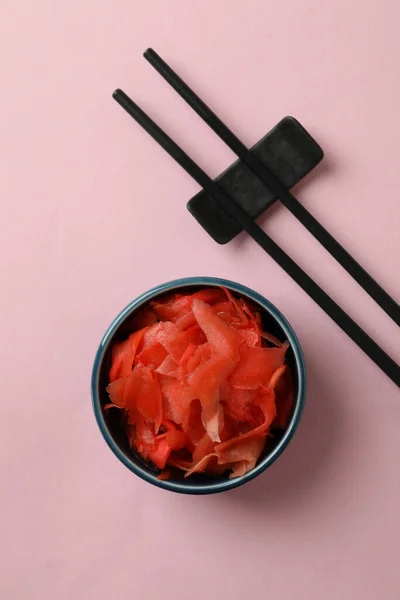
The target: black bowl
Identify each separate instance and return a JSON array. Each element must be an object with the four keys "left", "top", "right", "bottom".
[{"left": 91, "top": 277, "right": 306, "bottom": 494}]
